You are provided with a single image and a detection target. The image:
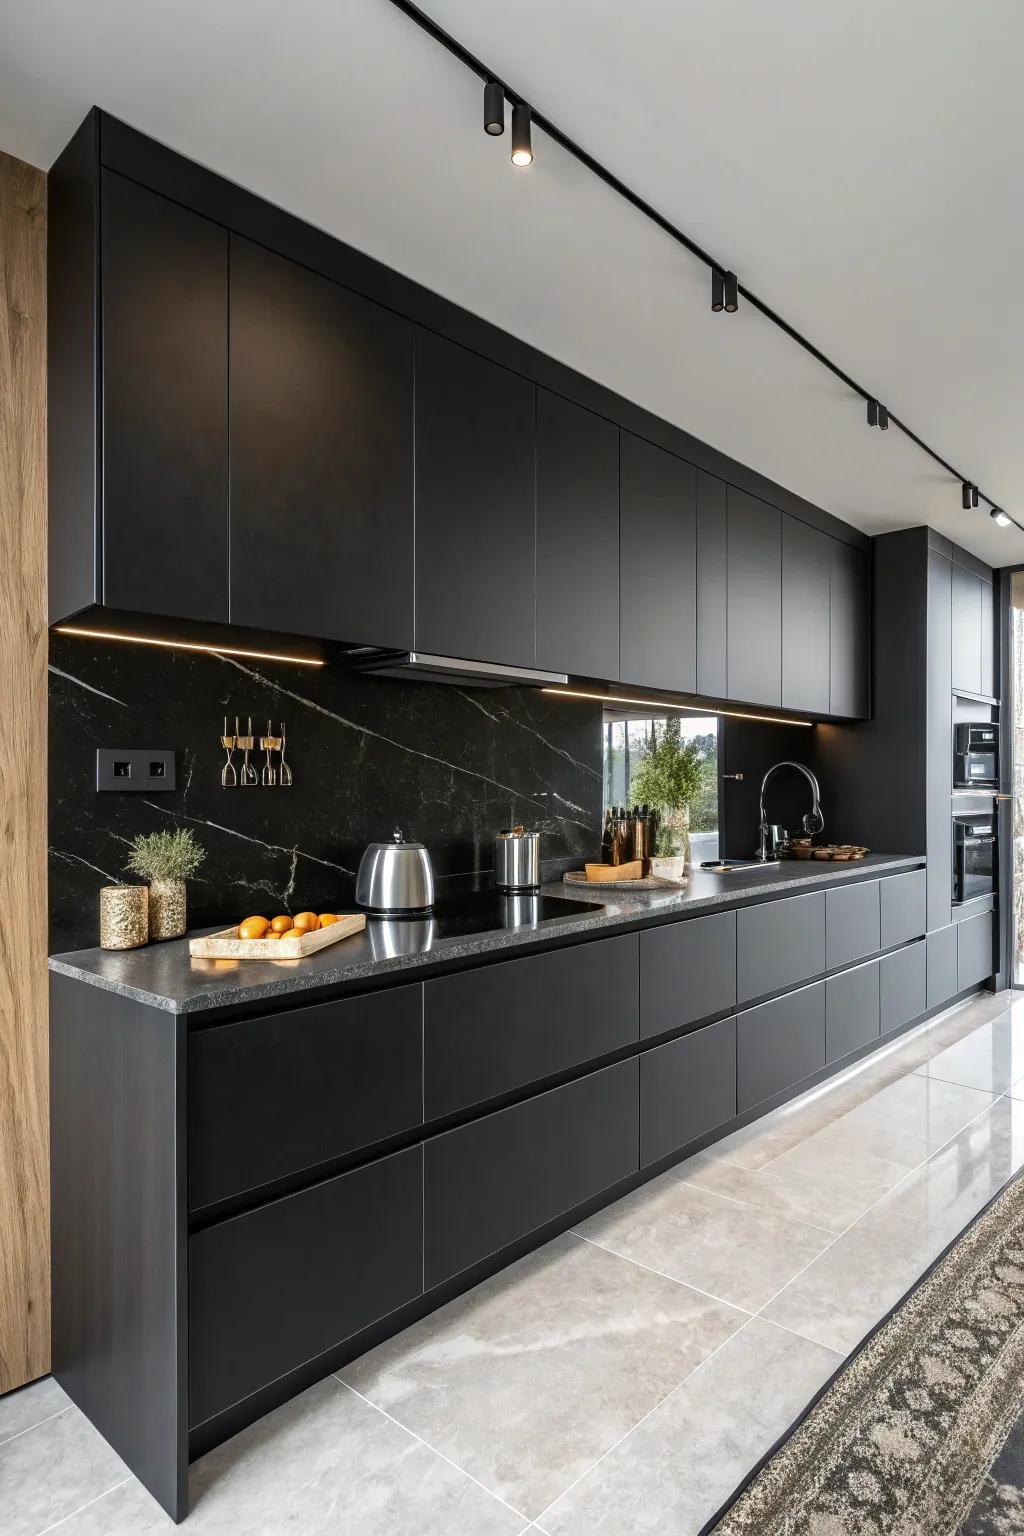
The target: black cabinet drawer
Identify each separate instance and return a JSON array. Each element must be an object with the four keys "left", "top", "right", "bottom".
[
  {"left": 425, "top": 1059, "right": 639, "bottom": 1288},
  {"left": 189, "top": 984, "right": 423, "bottom": 1210},
  {"left": 640, "top": 1017, "right": 736, "bottom": 1166},
  {"left": 879, "top": 869, "right": 927, "bottom": 949},
  {"left": 825, "top": 960, "right": 880, "bottom": 1064},
  {"left": 958, "top": 911, "right": 996, "bottom": 991},
  {"left": 879, "top": 940, "right": 926, "bottom": 1034},
  {"left": 639, "top": 912, "right": 736, "bottom": 1042},
  {"left": 737, "top": 981, "right": 825, "bottom": 1113},
  {"left": 190, "top": 1145, "right": 422, "bottom": 1428},
  {"left": 424, "top": 936, "right": 638, "bottom": 1120},
  {"left": 825, "top": 880, "right": 880, "bottom": 971},
  {"left": 736, "top": 892, "right": 825, "bottom": 1005},
  {"left": 927, "top": 924, "right": 958, "bottom": 1009}
]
